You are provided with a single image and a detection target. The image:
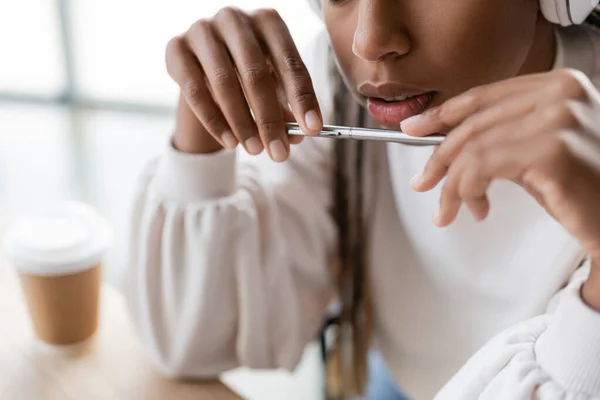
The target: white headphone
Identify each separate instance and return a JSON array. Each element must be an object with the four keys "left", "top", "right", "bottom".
[
  {"left": 540, "top": 0, "right": 598, "bottom": 26},
  {"left": 308, "top": 0, "right": 598, "bottom": 27}
]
